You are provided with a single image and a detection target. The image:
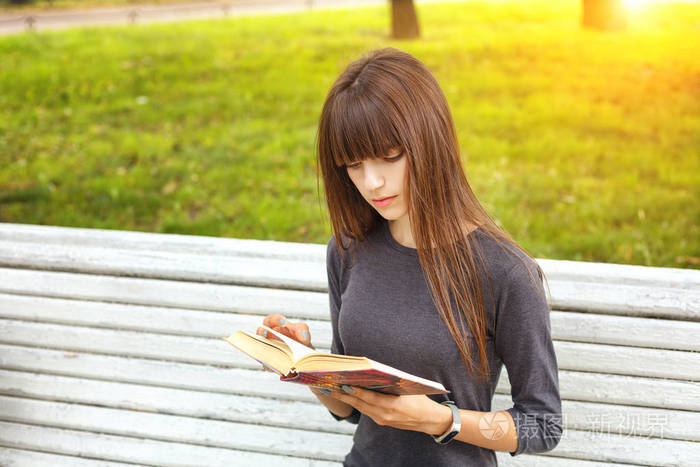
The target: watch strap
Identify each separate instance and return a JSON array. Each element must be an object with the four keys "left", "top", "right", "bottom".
[{"left": 431, "top": 400, "right": 461, "bottom": 445}]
